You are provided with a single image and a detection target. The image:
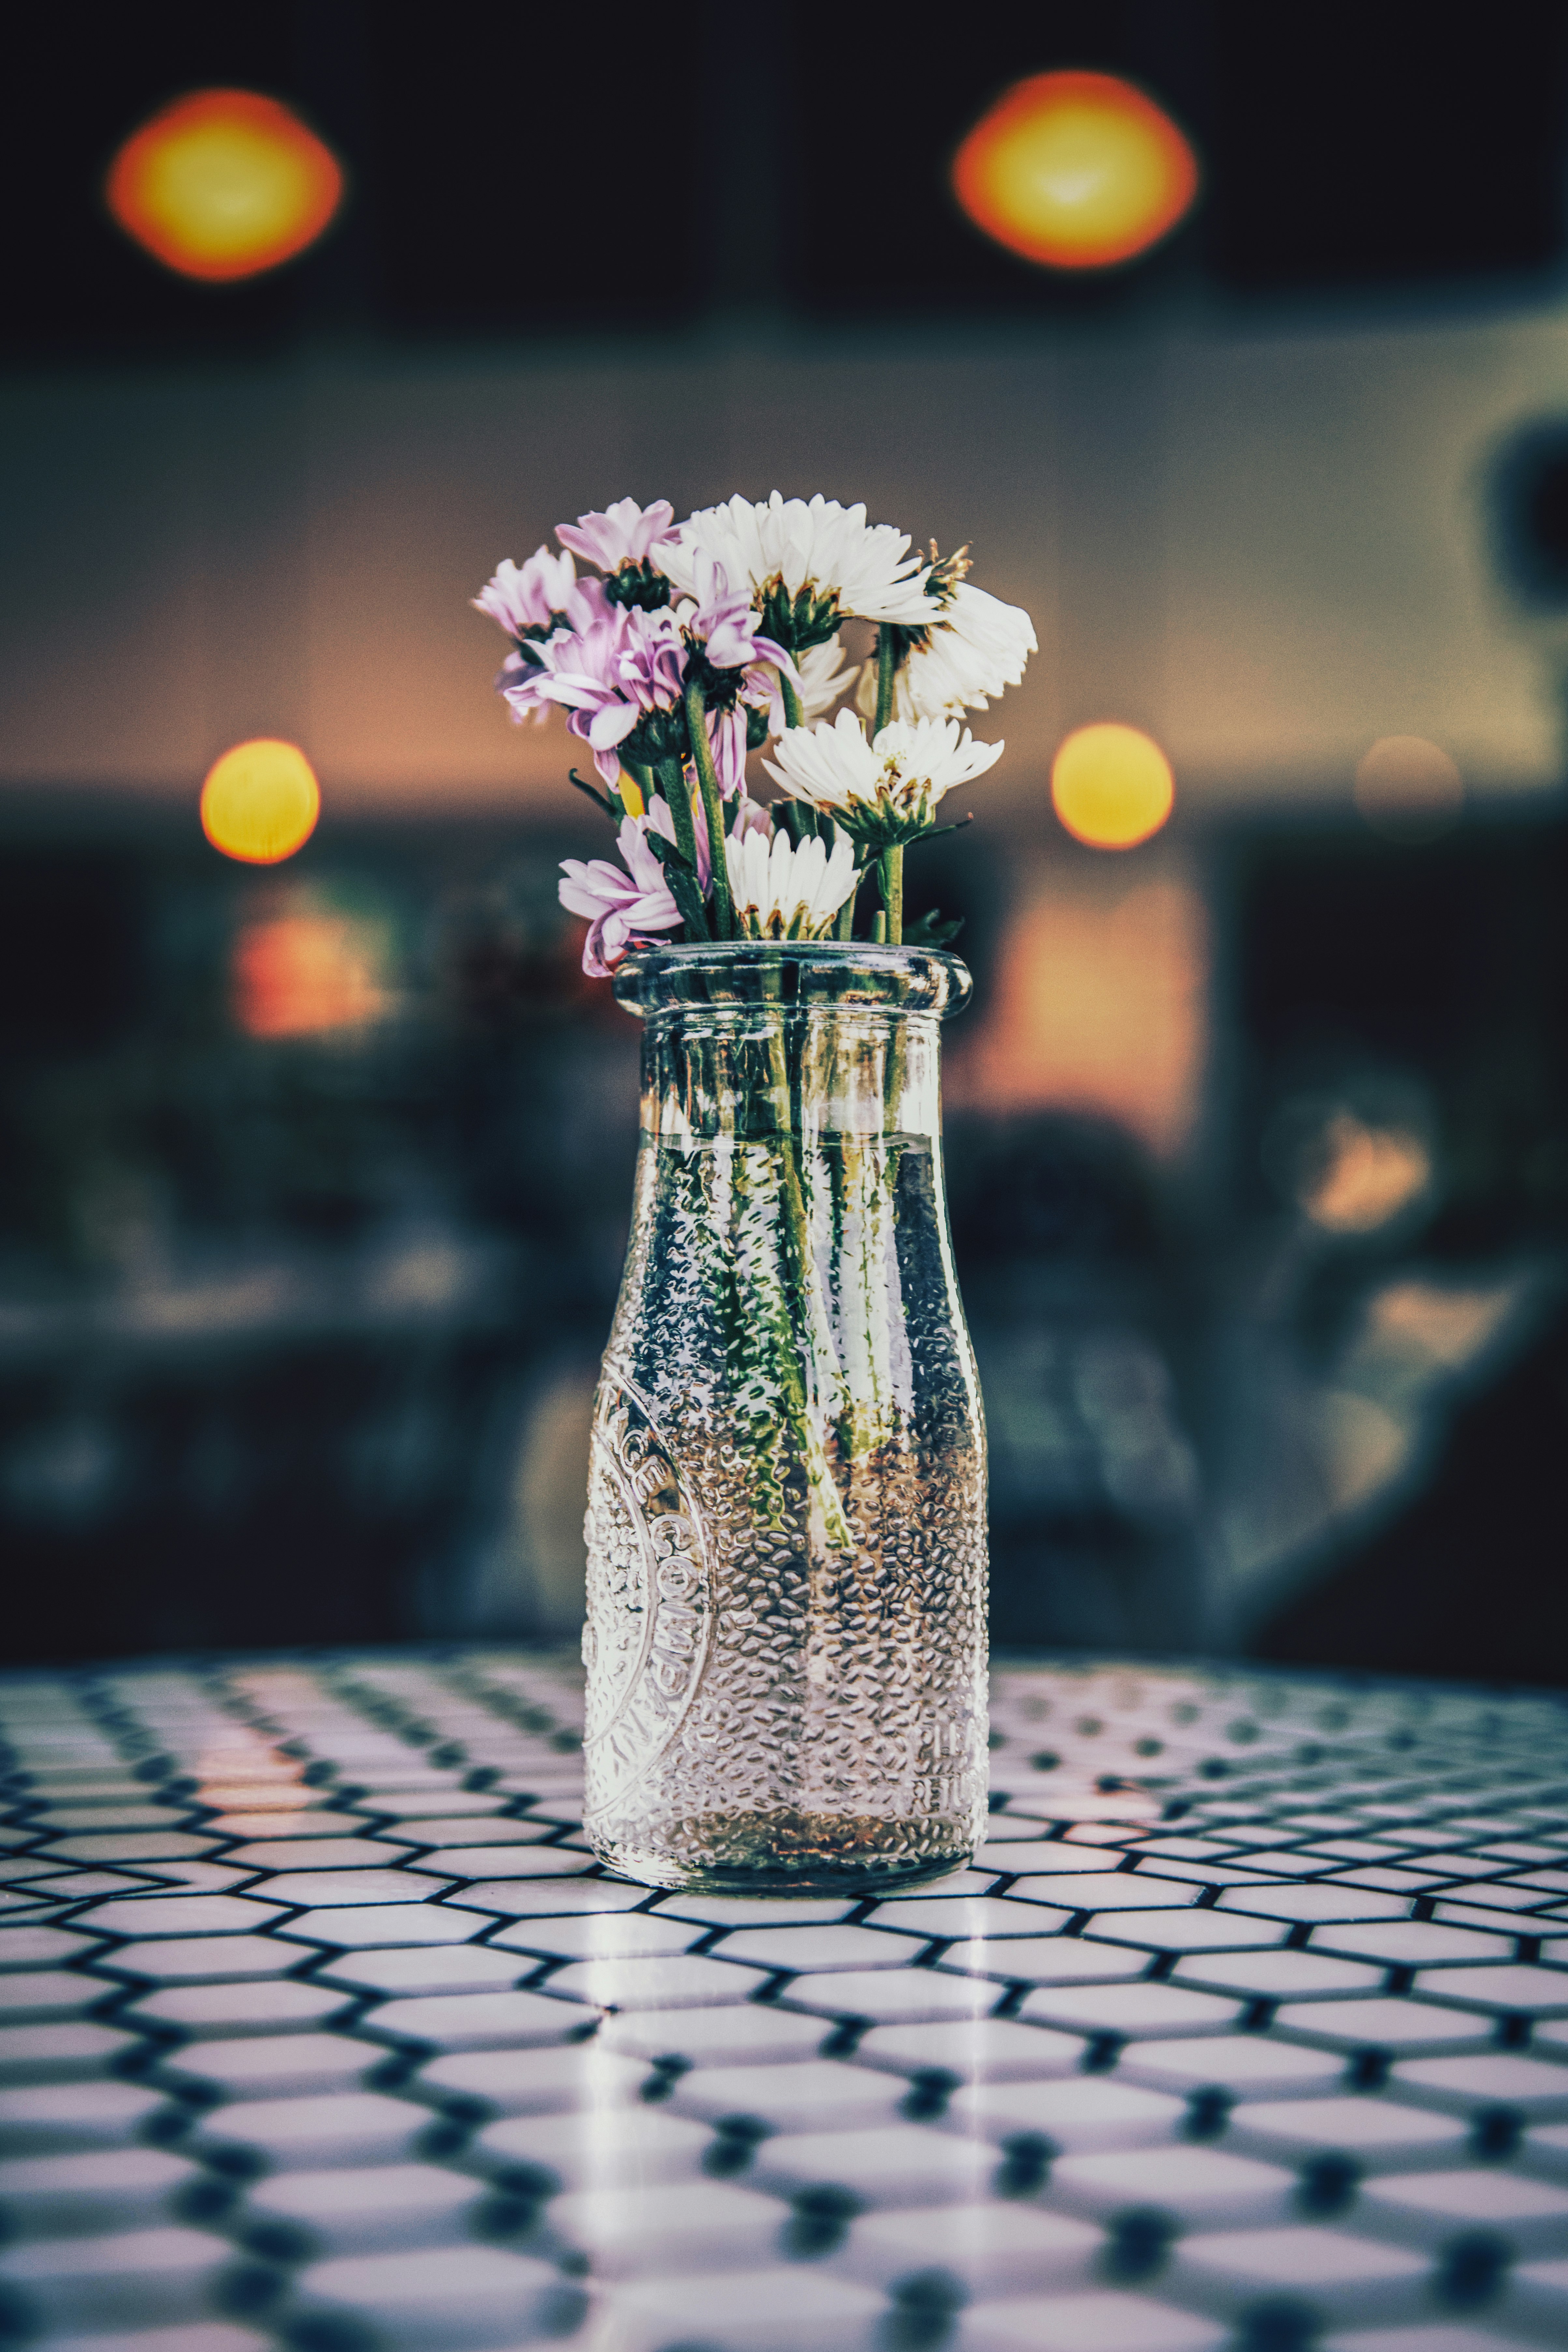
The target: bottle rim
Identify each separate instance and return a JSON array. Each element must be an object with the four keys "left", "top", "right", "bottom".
[{"left": 613, "top": 939, "right": 973, "bottom": 1020}]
